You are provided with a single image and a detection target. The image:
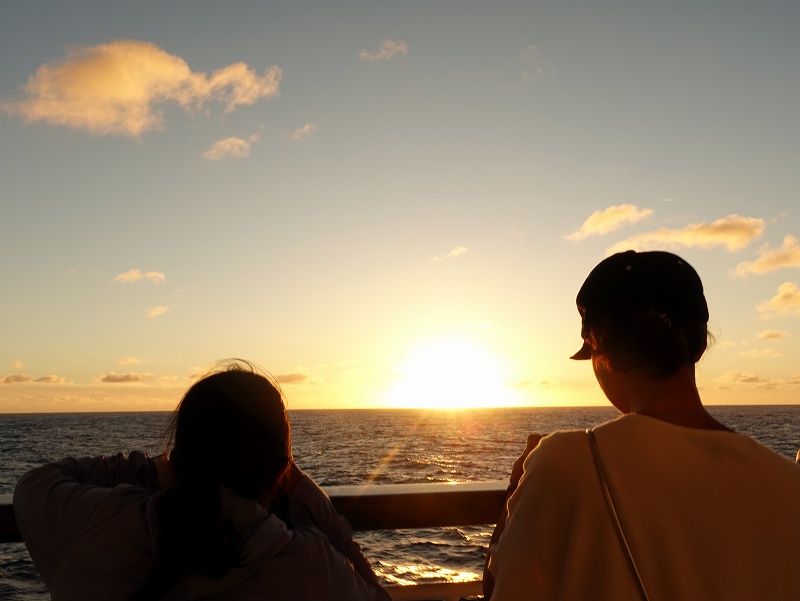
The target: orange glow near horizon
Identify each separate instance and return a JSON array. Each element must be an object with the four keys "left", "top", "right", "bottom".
[{"left": 381, "top": 338, "right": 526, "bottom": 409}]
